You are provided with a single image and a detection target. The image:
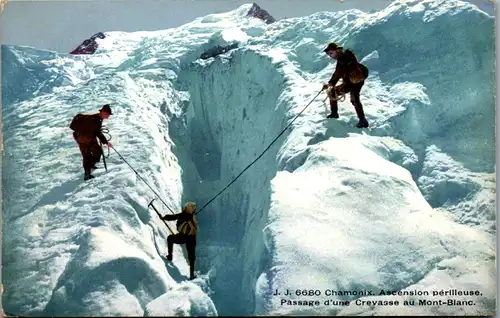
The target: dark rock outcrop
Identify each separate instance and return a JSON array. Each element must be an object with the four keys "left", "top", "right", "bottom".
[
  {"left": 246, "top": 3, "right": 276, "bottom": 24},
  {"left": 198, "top": 3, "right": 275, "bottom": 60},
  {"left": 200, "top": 43, "right": 239, "bottom": 60},
  {"left": 70, "top": 32, "right": 105, "bottom": 55}
]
